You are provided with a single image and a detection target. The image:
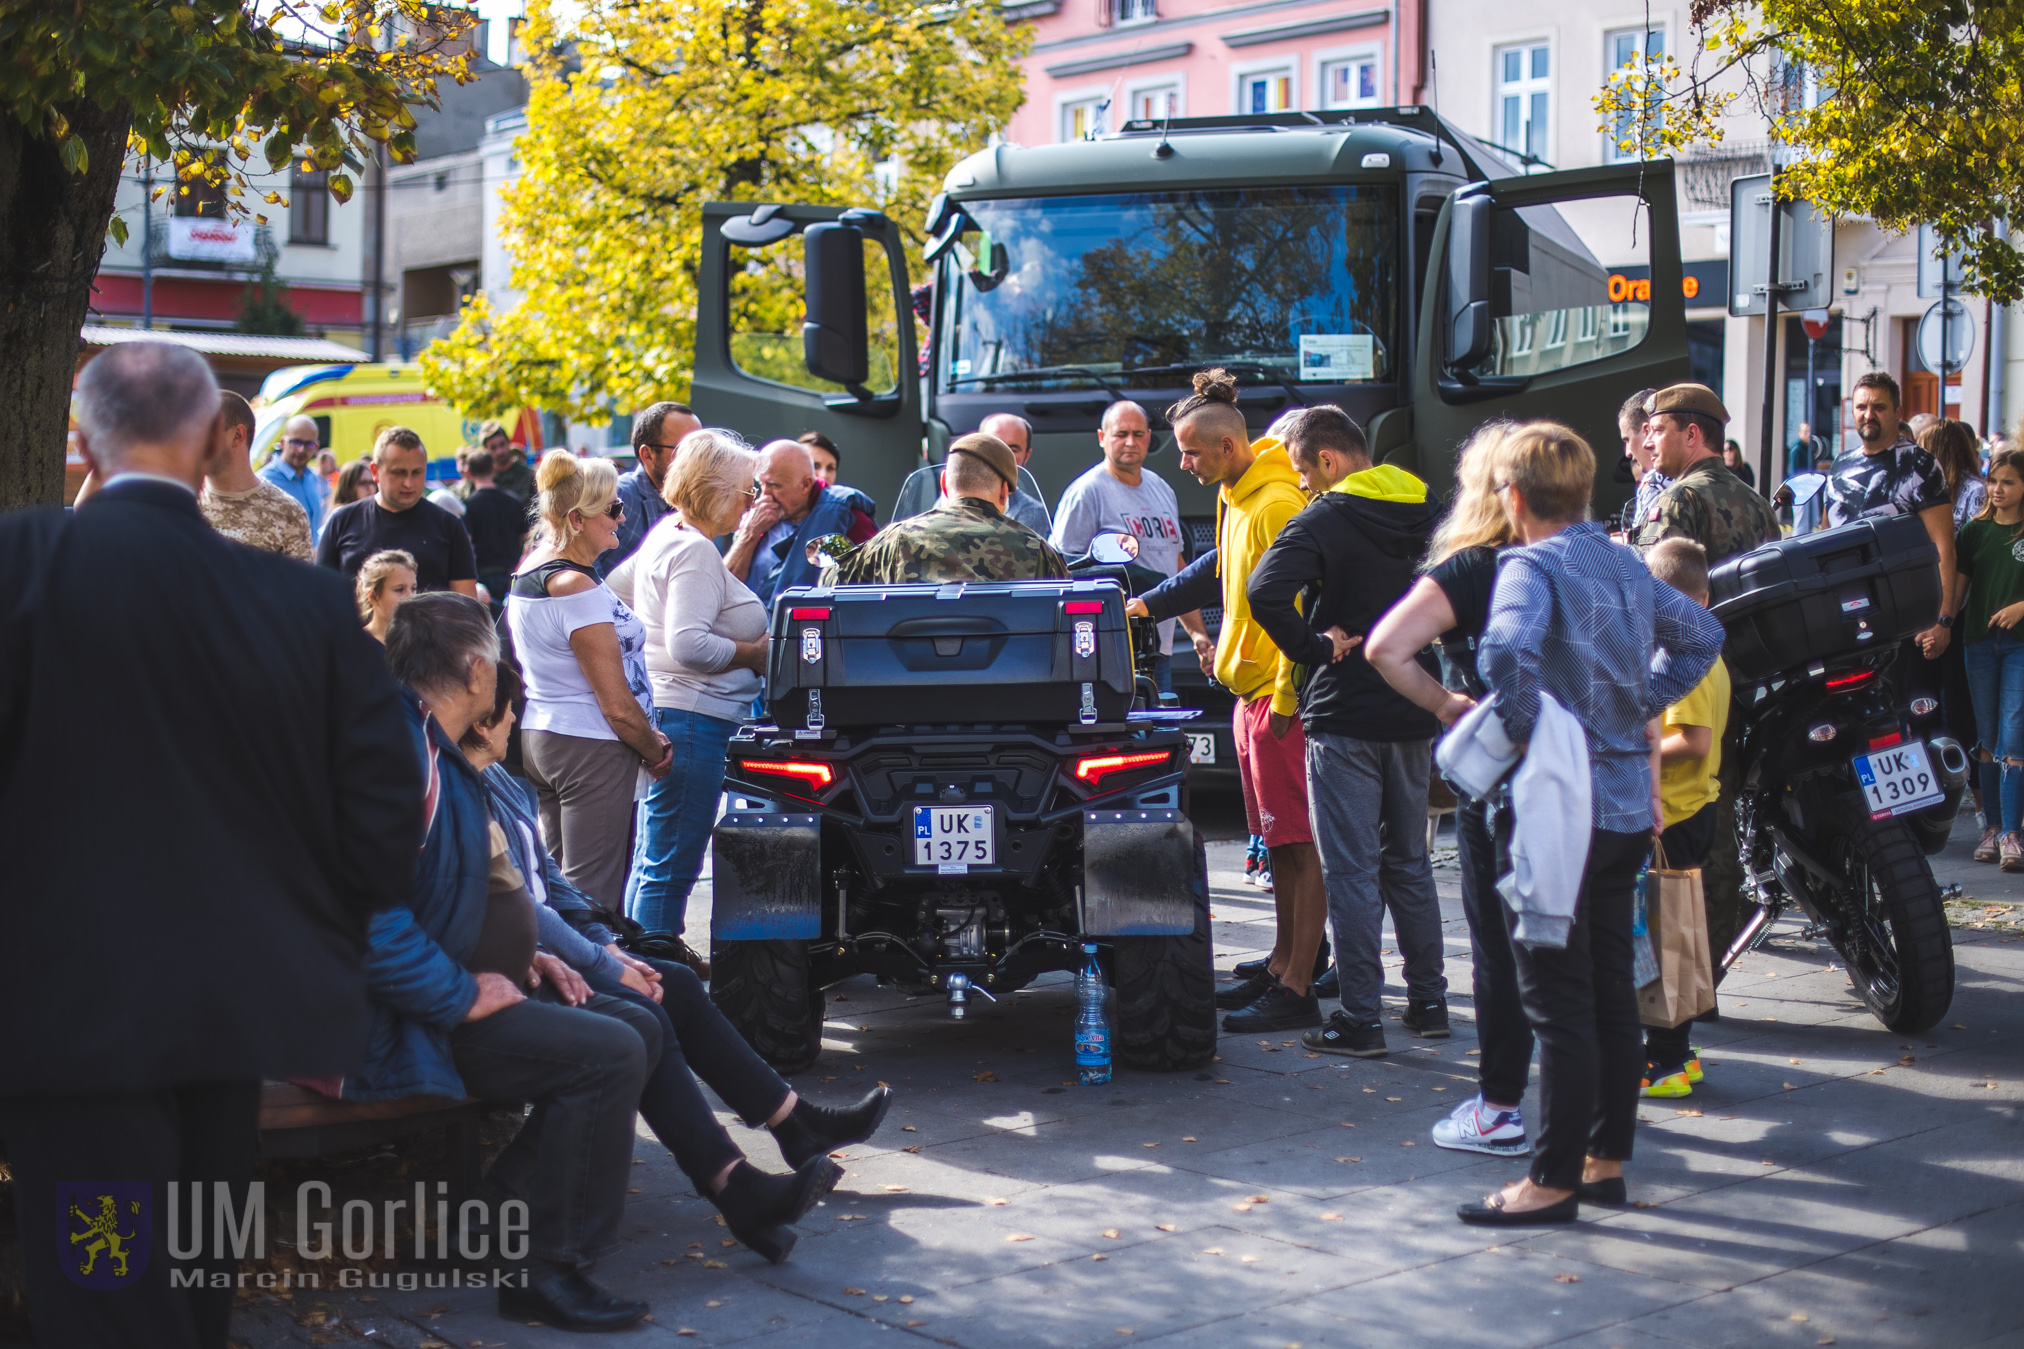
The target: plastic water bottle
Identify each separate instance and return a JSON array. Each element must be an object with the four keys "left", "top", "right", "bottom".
[
  {"left": 1631, "top": 858, "right": 1660, "bottom": 989},
  {"left": 1074, "top": 944, "right": 1112, "bottom": 1085}
]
